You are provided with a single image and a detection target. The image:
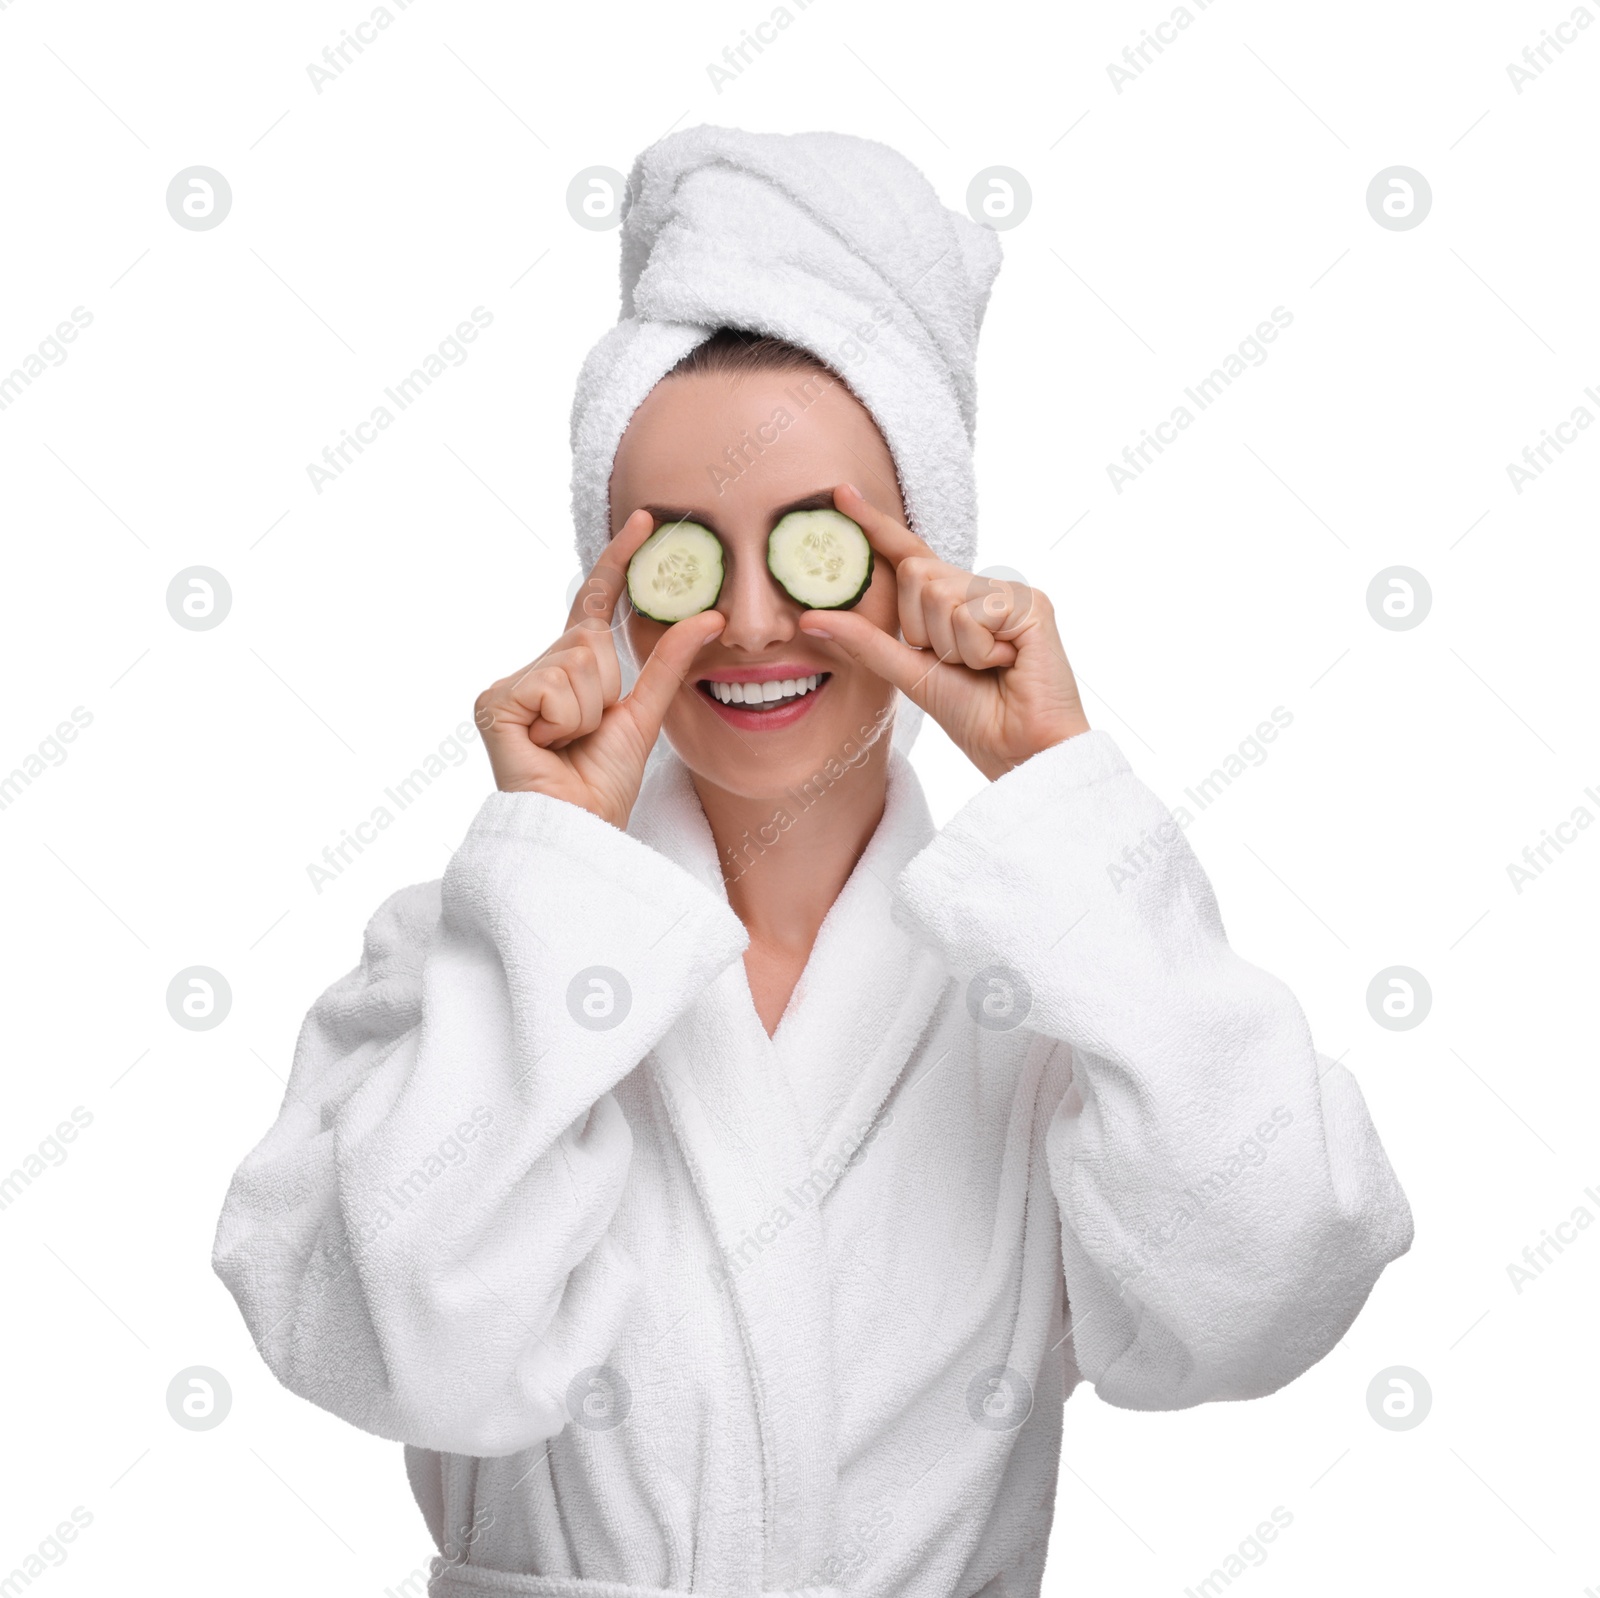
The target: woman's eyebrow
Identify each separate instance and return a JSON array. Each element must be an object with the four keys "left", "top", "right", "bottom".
[
  {"left": 768, "top": 490, "right": 839, "bottom": 520},
  {"left": 636, "top": 490, "right": 841, "bottom": 534},
  {"left": 639, "top": 504, "right": 719, "bottom": 530}
]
